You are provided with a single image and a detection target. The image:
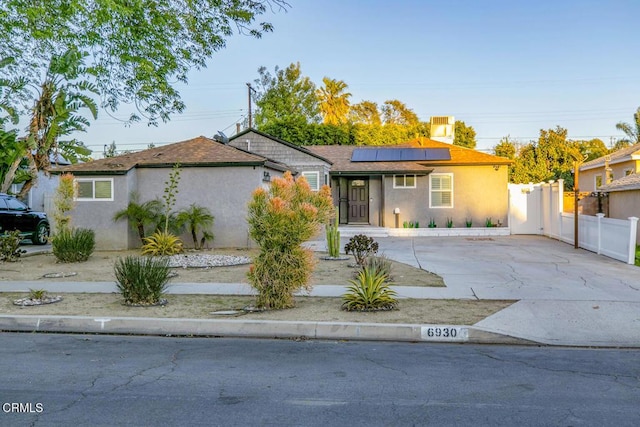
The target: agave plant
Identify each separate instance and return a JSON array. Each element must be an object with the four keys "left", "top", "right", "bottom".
[
  {"left": 141, "top": 231, "right": 183, "bottom": 256},
  {"left": 342, "top": 266, "right": 397, "bottom": 312}
]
